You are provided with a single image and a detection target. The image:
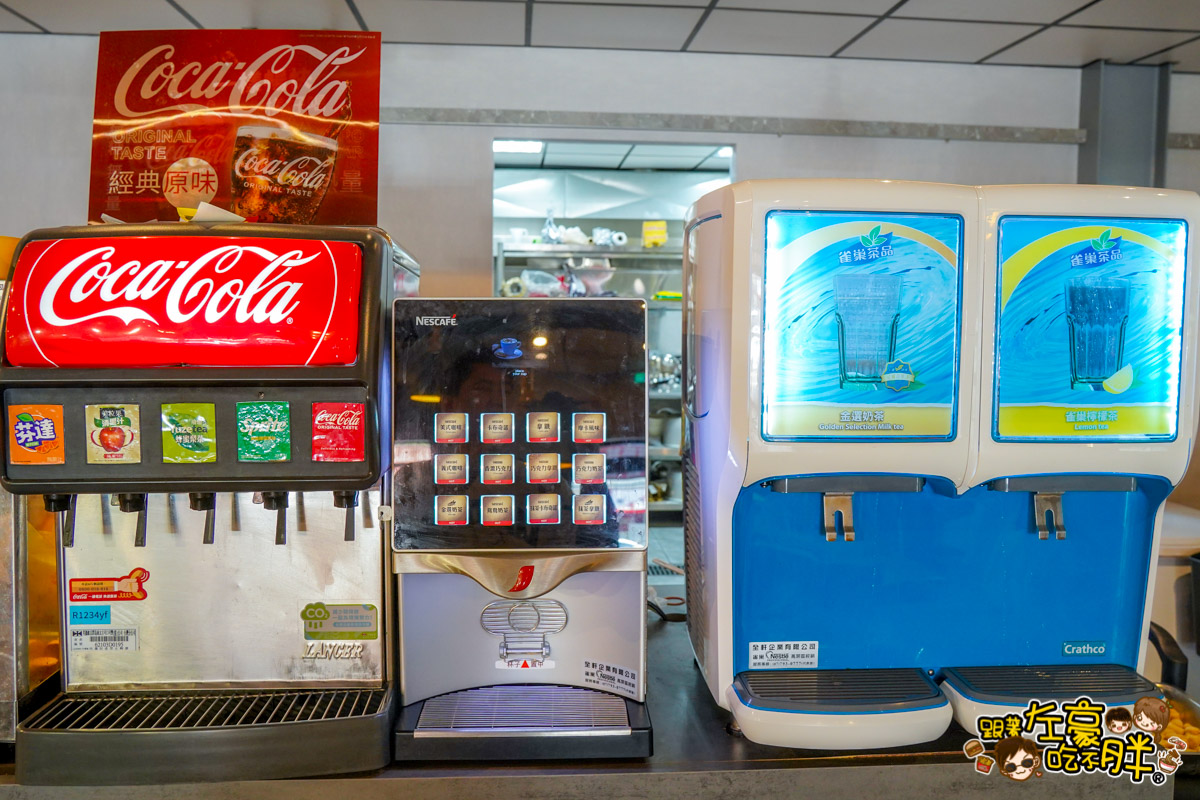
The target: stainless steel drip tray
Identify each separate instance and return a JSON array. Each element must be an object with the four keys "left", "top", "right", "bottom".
[
  {"left": 17, "top": 687, "right": 394, "bottom": 785},
  {"left": 397, "top": 684, "right": 652, "bottom": 760}
]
